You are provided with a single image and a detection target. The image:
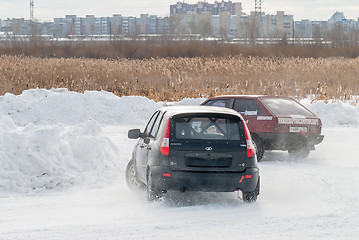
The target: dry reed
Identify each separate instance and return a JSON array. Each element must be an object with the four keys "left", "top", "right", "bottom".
[{"left": 1, "top": 55, "right": 358, "bottom": 102}]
